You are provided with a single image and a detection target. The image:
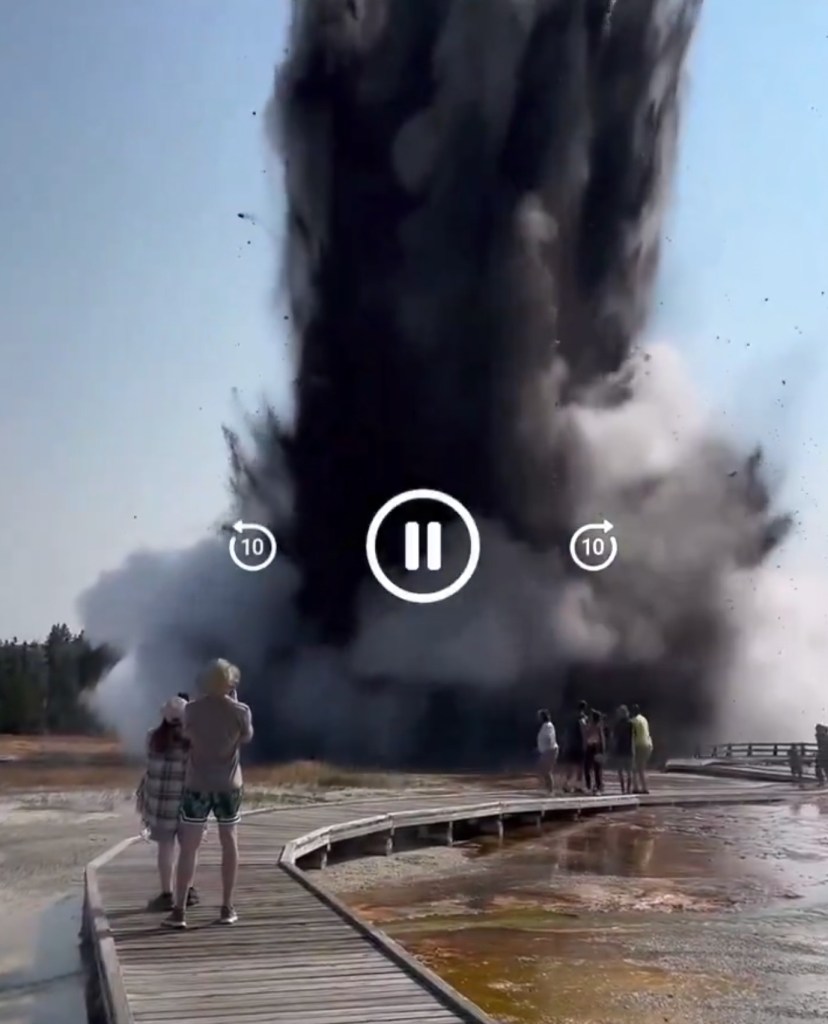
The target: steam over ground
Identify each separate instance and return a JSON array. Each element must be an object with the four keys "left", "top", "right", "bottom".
[{"left": 81, "top": 0, "right": 828, "bottom": 765}]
